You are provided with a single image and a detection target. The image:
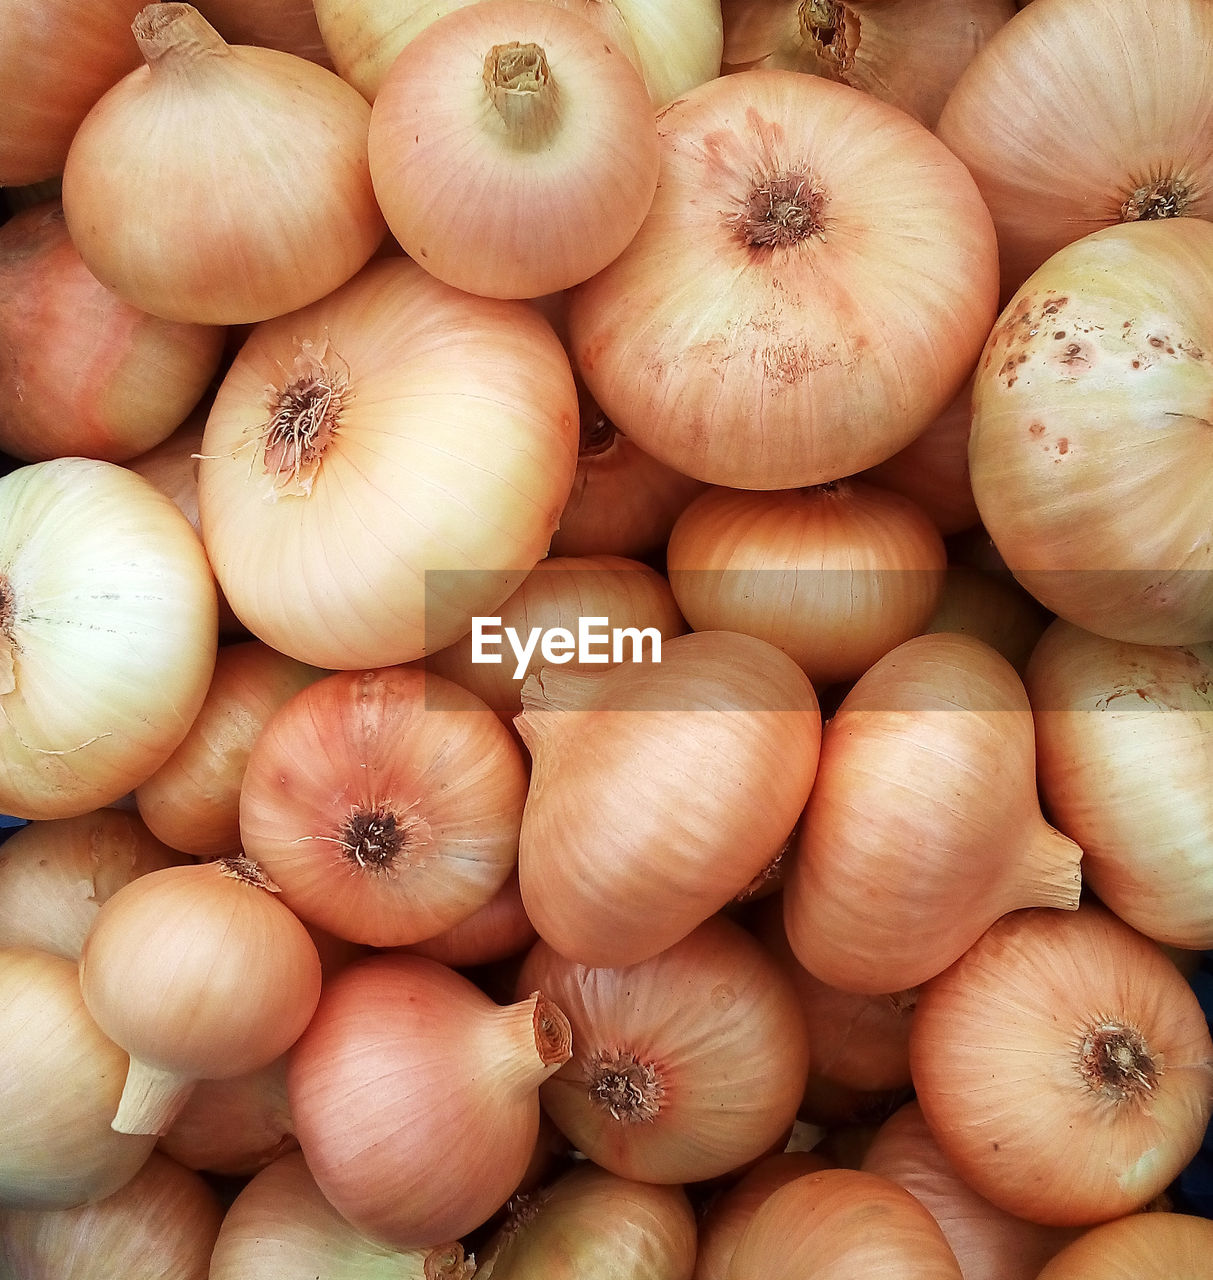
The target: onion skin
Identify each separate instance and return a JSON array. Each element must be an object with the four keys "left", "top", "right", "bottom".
[
  {"left": 910, "top": 902, "right": 1213, "bottom": 1226},
  {"left": 1035, "top": 1212, "right": 1213, "bottom": 1279}
]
